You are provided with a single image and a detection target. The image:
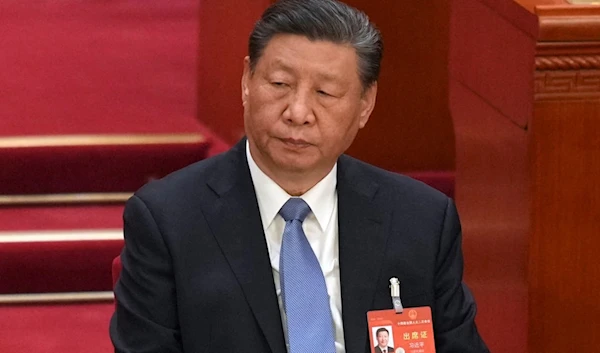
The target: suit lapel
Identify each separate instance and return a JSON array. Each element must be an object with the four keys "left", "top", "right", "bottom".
[
  {"left": 337, "top": 156, "right": 391, "bottom": 353},
  {"left": 203, "top": 140, "right": 286, "bottom": 353}
]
